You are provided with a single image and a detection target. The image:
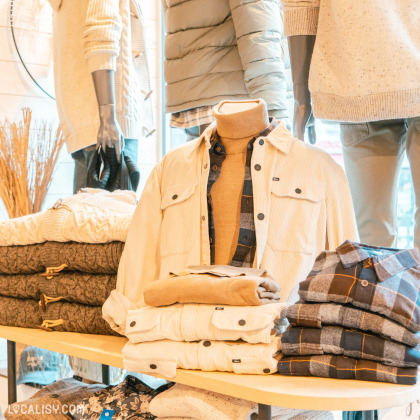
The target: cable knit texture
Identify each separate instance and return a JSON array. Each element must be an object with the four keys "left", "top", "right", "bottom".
[
  {"left": 281, "top": 0, "right": 420, "bottom": 121},
  {"left": 0, "top": 189, "right": 136, "bottom": 246},
  {"left": 150, "top": 384, "right": 334, "bottom": 420},
  {"left": 48, "top": 0, "right": 141, "bottom": 152},
  {"left": 0, "top": 242, "right": 124, "bottom": 274}
]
